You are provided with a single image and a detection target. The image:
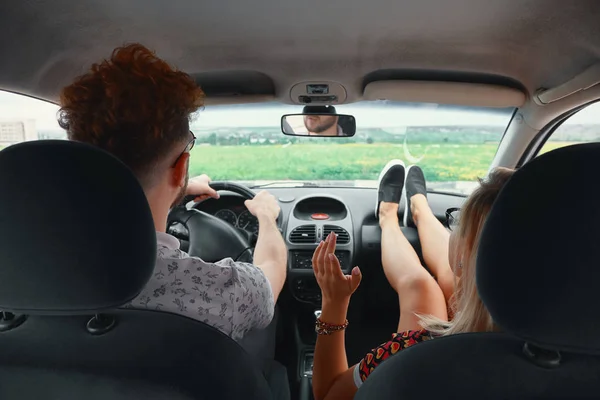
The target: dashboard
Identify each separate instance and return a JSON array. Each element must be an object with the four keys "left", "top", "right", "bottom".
[
  {"left": 193, "top": 196, "right": 259, "bottom": 234},
  {"left": 187, "top": 186, "right": 465, "bottom": 305}
]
